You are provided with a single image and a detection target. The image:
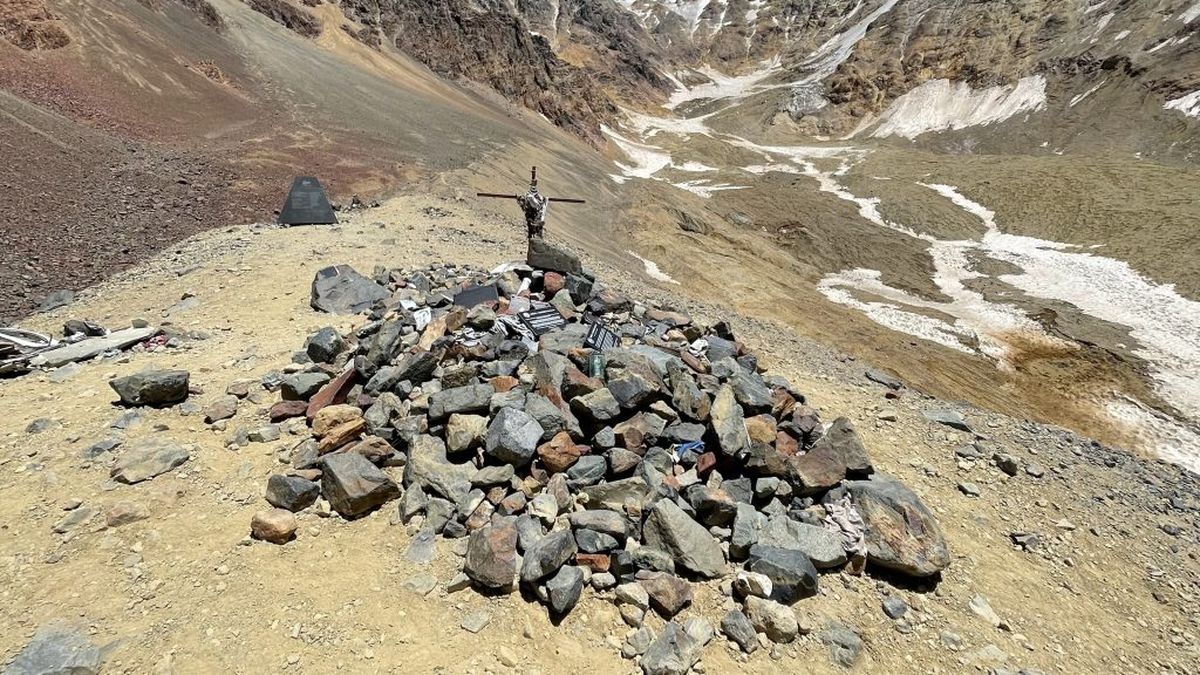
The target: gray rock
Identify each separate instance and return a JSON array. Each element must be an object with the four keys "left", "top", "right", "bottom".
[
  {"left": 819, "top": 622, "right": 863, "bottom": 667},
  {"left": 623, "top": 626, "right": 654, "bottom": 658},
  {"left": 1025, "top": 462, "right": 1046, "bottom": 478},
  {"left": 280, "top": 372, "right": 331, "bottom": 401},
  {"left": 709, "top": 385, "right": 749, "bottom": 457},
  {"left": 958, "top": 482, "right": 982, "bottom": 497},
  {"left": 993, "top": 452, "right": 1020, "bottom": 476},
  {"left": 446, "top": 414, "right": 488, "bottom": 454},
  {"left": 80, "top": 437, "right": 121, "bottom": 460},
  {"left": 38, "top": 289, "right": 75, "bottom": 311},
  {"left": 520, "top": 530, "right": 577, "bottom": 584},
  {"left": 111, "top": 439, "right": 190, "bottom": 484},
  {"left": 470, "top": 464, "right": 514, "bottom": 487},
  {"left": 465, "top": 520, "right": 518, "bottom": 590},
  {"left": 730, "top": 503, "right": 766, "bottom": 560},
  {"left": 758, "top": 517, "right": 848, "bottom": 569},
  {"left": 265, "top": 474, "right": 320, "bottom": 512},
  {"left": 485, "top": 407, "right": 543, "bottom": 467},
  {"left": 109, "top": 369, "right": 189, "bottom": 407},
  {"left": 429, "top": 384, "right": 494, "bottom": 421},
  {"left": 642, "top": 499, "right": 725, "bottom": 579},
  {"left": 545, "top": 565, "right": 585, "bottom": 615},
  {"left": 305, "top": 327, "right": 345, "bottom": 363},
  {"left": 6, "top": 624, "right": 100, "bottom": 675},
  {"left": 721, "top": 610, "right": 758, "bottom": 653},
  {"left": 25, "top": 418, "right": 56, "bottom": 434},
  {"left": 310, "top": 264, "right": 389, "bottom": 314},
  {"left": 923, "top": 408, "right": 972, "bottom": 432},
  {"left": 566, "top": 510, "right": 629, "bottom": 540},
  {"left": 203, "top": 395, "right": 239, "bottom": 424},
  {"left": 882, "top": 595, "right": 908, "bottom": 619},
  {"left": 527, "top": 237, "right": 582, "bottom": 275},
  {"left": 639, "top": 622, "right": 703, "bottom": 675},
  {"left": 460, "top": 610, "right": 491, "bottom": 633},
  {"left": 747, "top": 544, "right": 819, "bottom": 604},
  {"left": 745, "top": 595, "right": 799, "bottom": 643},
  {"left": 844, "top": 474, "right": 951, "bottom": 577},
  {"left": 575, "top": 528, "right": 619, "bottom": 553},
  {"left": 570, "top": 387, "right": 621, "bottom": 422},
  {"left": 579, "top": 477, "right": 651, "bottom": 511},
  {"left": 865, "top": 368, "right": 904, "bottom": 390},
  {"left": 404, "top": 435, "right": 473, "bottom": 502},
  {"left": 321, "top": 453, "right": 401, "bottom": 518},
  {"left": 566, "top": 455, "right": 607, "bottom": 488}
]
